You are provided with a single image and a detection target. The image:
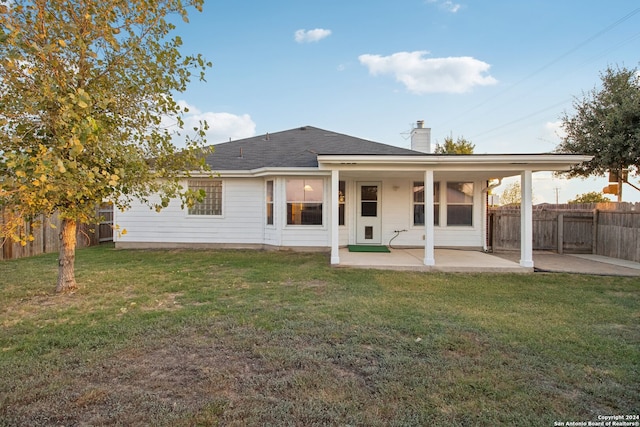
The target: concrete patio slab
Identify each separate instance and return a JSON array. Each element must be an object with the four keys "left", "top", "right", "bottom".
[
  {"left": 337, "top": 248, "right": 640, "bottom": 276},
  {"left": 337, "top": 248, "right": 531, "bottom": 273},
  {"left": 494, "top": 251, "right": 640, "bottom": 277}
]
